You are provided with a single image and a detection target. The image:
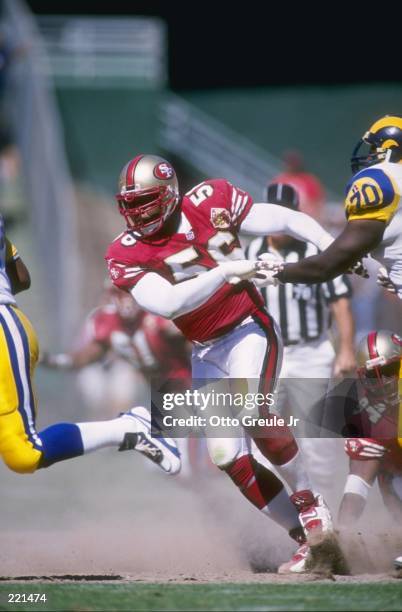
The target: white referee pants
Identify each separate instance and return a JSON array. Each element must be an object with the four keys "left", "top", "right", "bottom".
[
  {"left": 191, "top": 315, "right": 283, "bottom": 468},
  {"left": 259, "top": 337, "right": 341, "bottom": 493}
]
